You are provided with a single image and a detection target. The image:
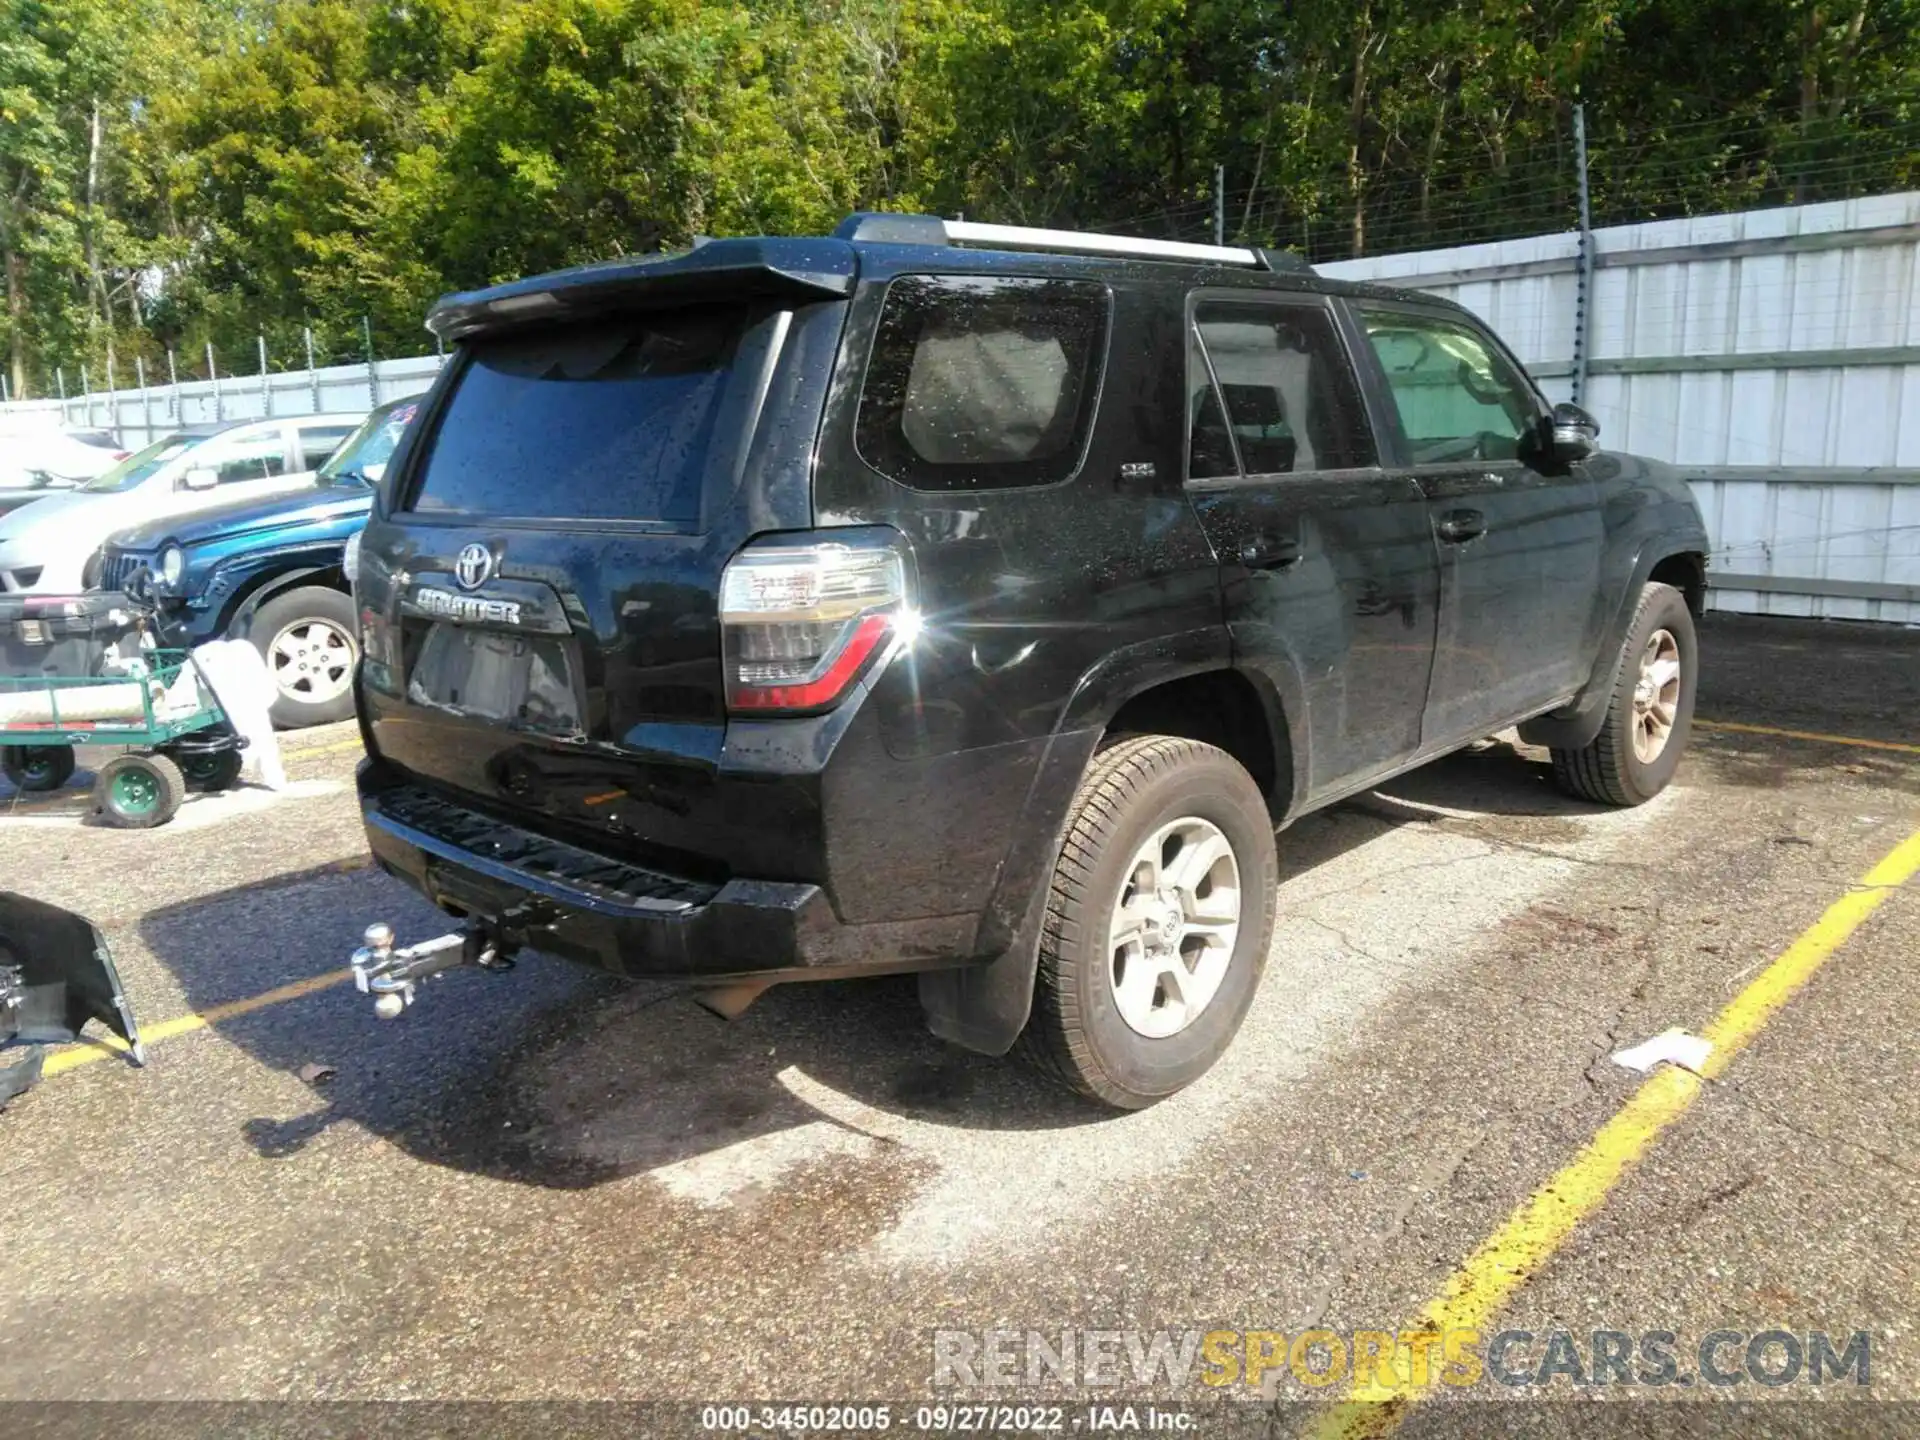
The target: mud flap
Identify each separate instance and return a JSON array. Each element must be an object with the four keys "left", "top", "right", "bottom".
[{"left": 0, "top": 891, "right": 143, "bottom": 1108}]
